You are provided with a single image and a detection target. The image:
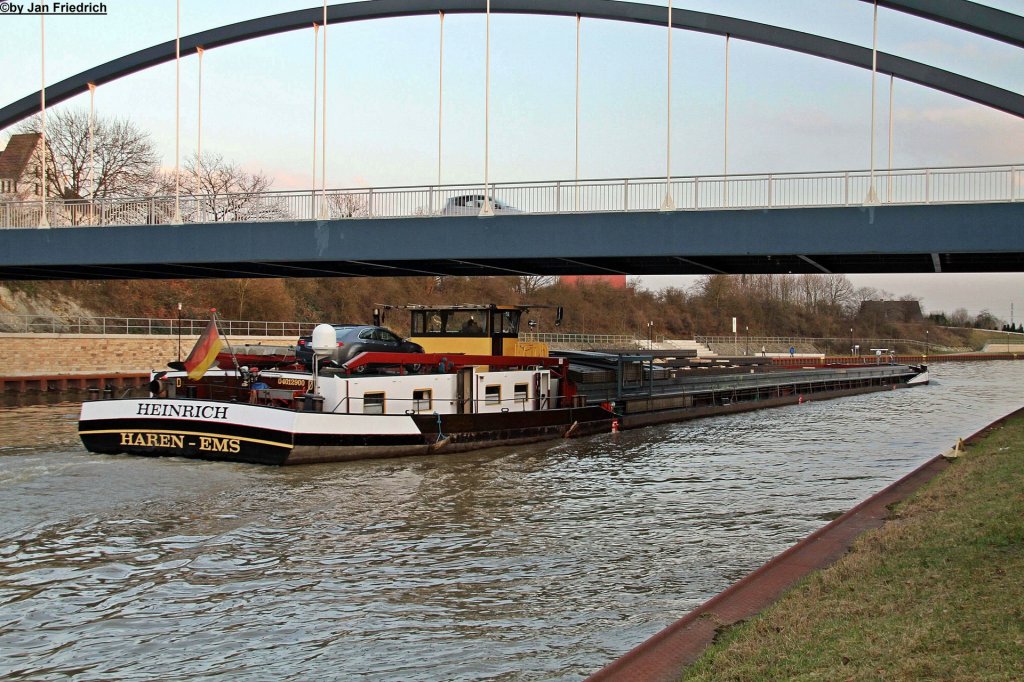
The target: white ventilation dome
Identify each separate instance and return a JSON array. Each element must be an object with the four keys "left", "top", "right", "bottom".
[{"left": 311, "top": 324, "right": 337, "bottom": 356}]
